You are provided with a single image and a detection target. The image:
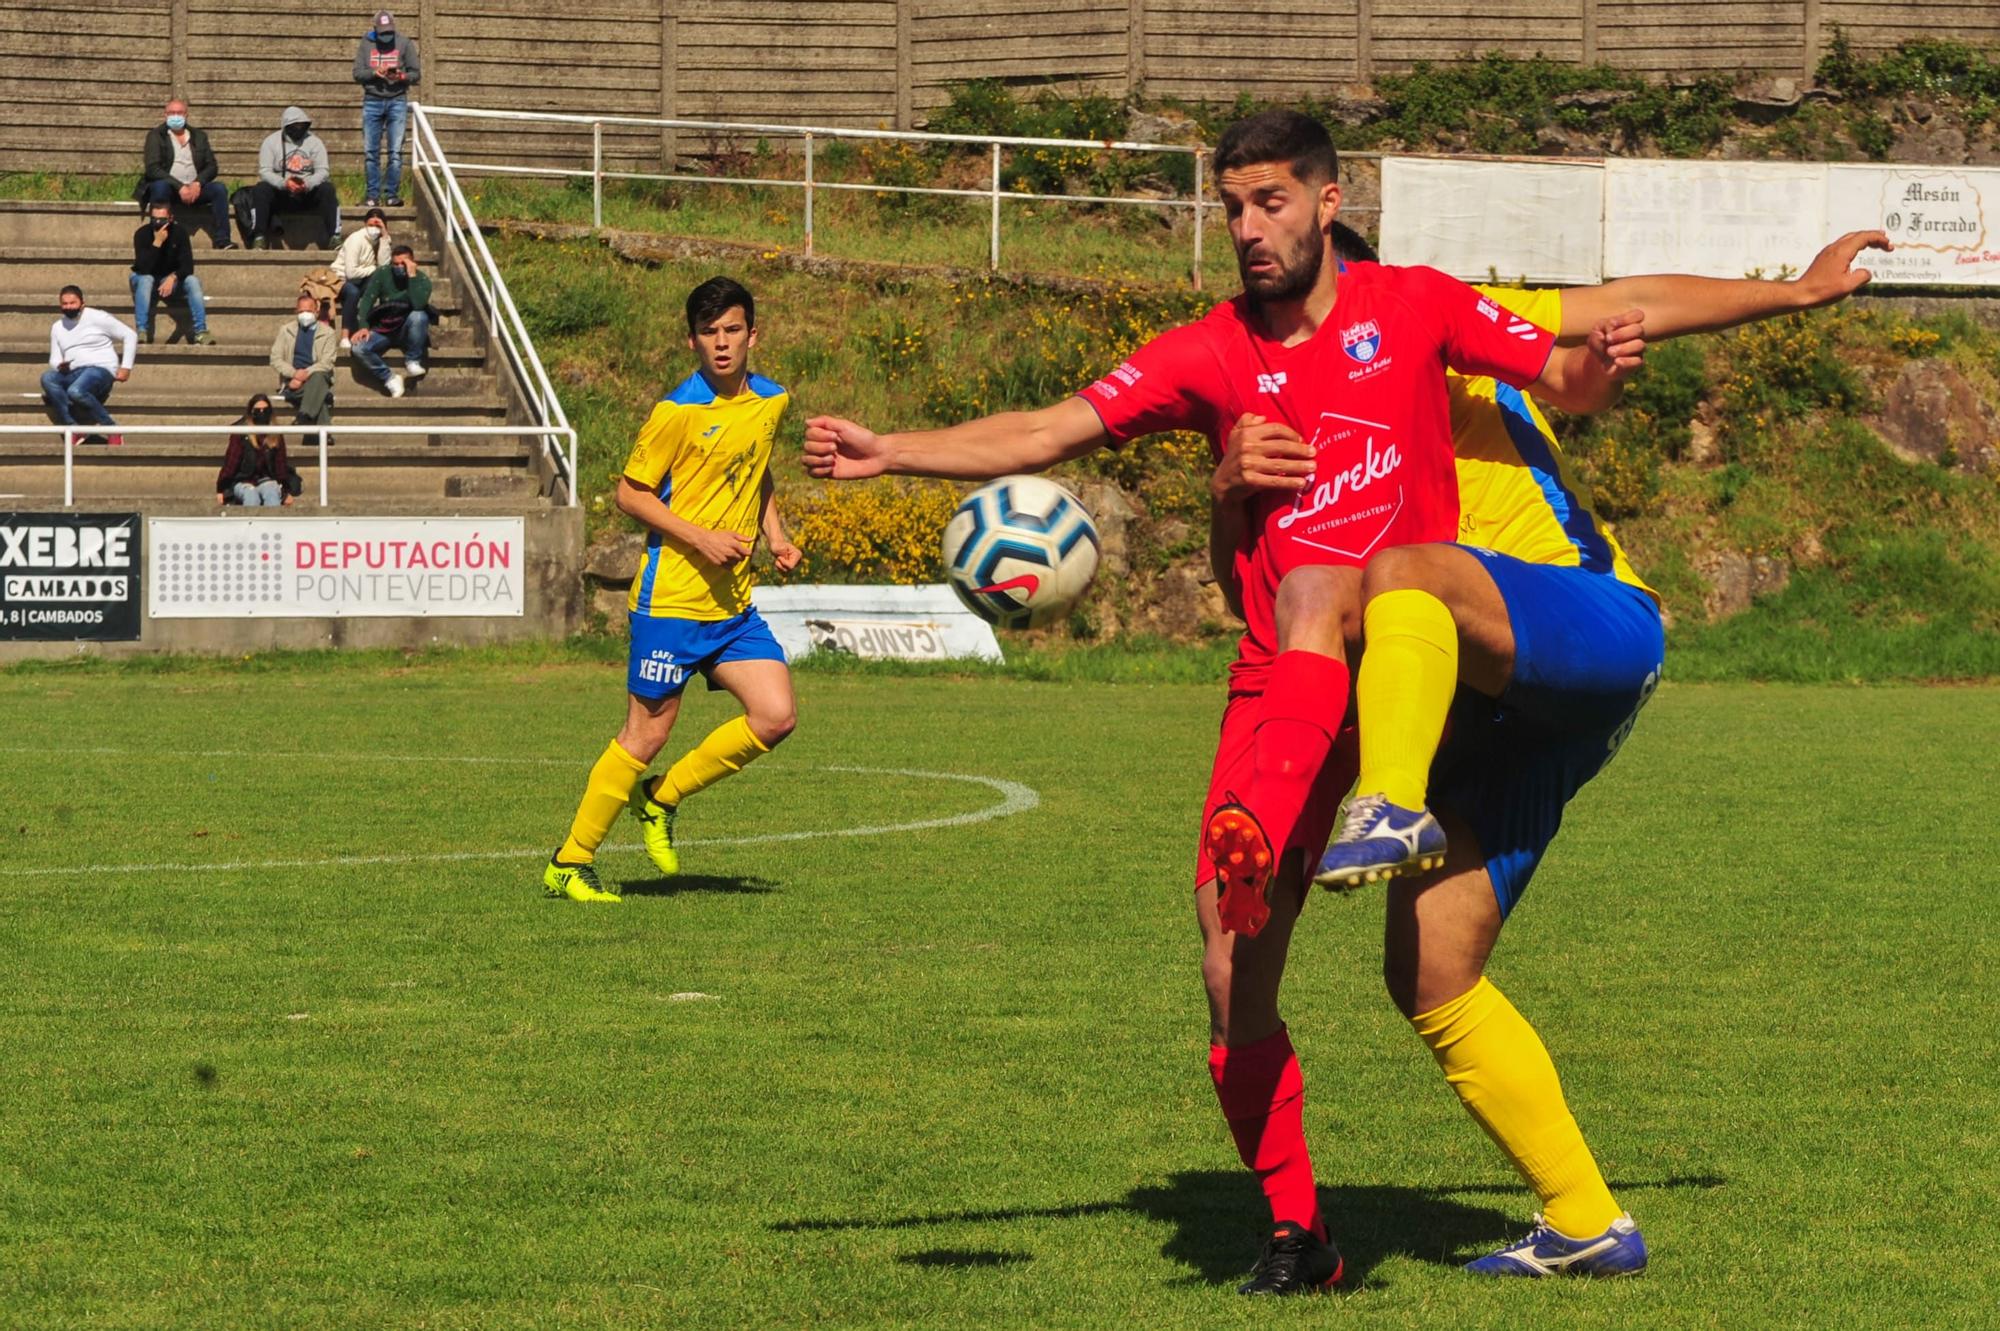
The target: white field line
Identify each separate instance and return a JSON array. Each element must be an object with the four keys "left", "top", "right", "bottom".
[{"left": 0, "top": 760, "right": 1039, "bottom": 879}]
